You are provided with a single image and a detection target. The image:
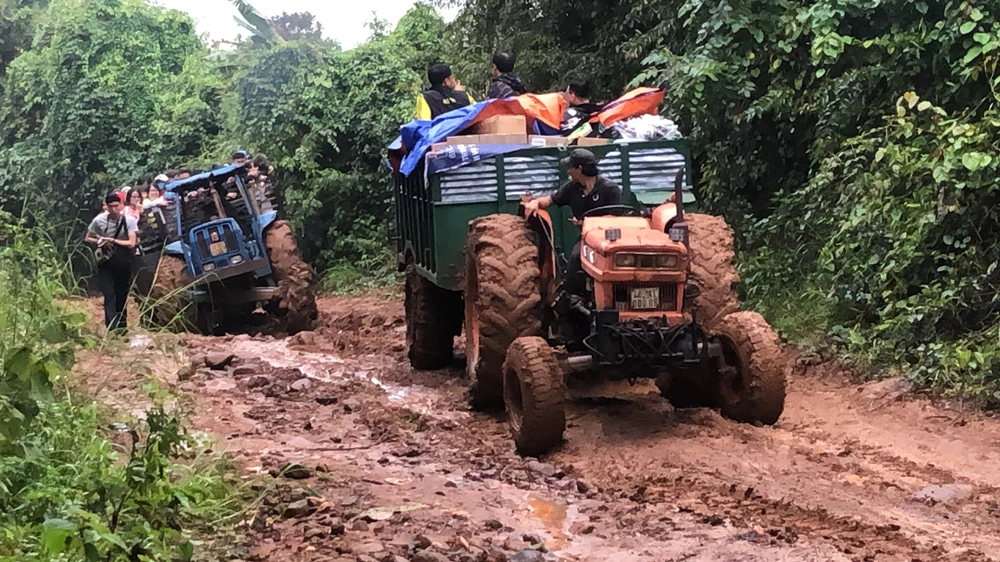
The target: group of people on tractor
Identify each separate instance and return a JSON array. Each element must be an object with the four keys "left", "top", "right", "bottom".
[
  {"left": 86, "top": 150, "right": 272, "bottom": 333},
  {"left": 417, "top": 51, "right": 600, "bottom": 136}
]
